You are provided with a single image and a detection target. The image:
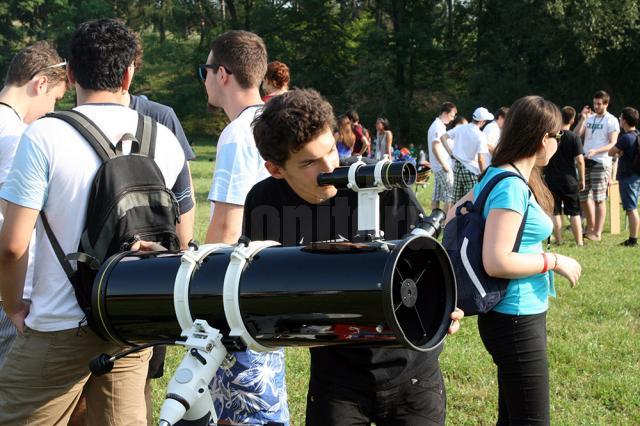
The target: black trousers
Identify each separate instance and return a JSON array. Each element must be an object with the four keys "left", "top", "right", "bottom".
[
  {"left": 305, "top": 367, "right": 445, "bottom": 426},
  {"left": 478, "top": 310, "right": 549, "bottom": 426}
]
